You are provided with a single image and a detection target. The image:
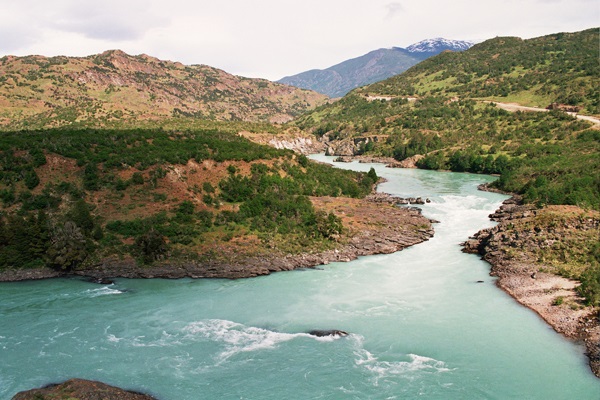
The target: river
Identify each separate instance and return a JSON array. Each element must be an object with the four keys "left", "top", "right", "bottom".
[{"left": 1, "top": 156, "right": 598, "bottom": 399}]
